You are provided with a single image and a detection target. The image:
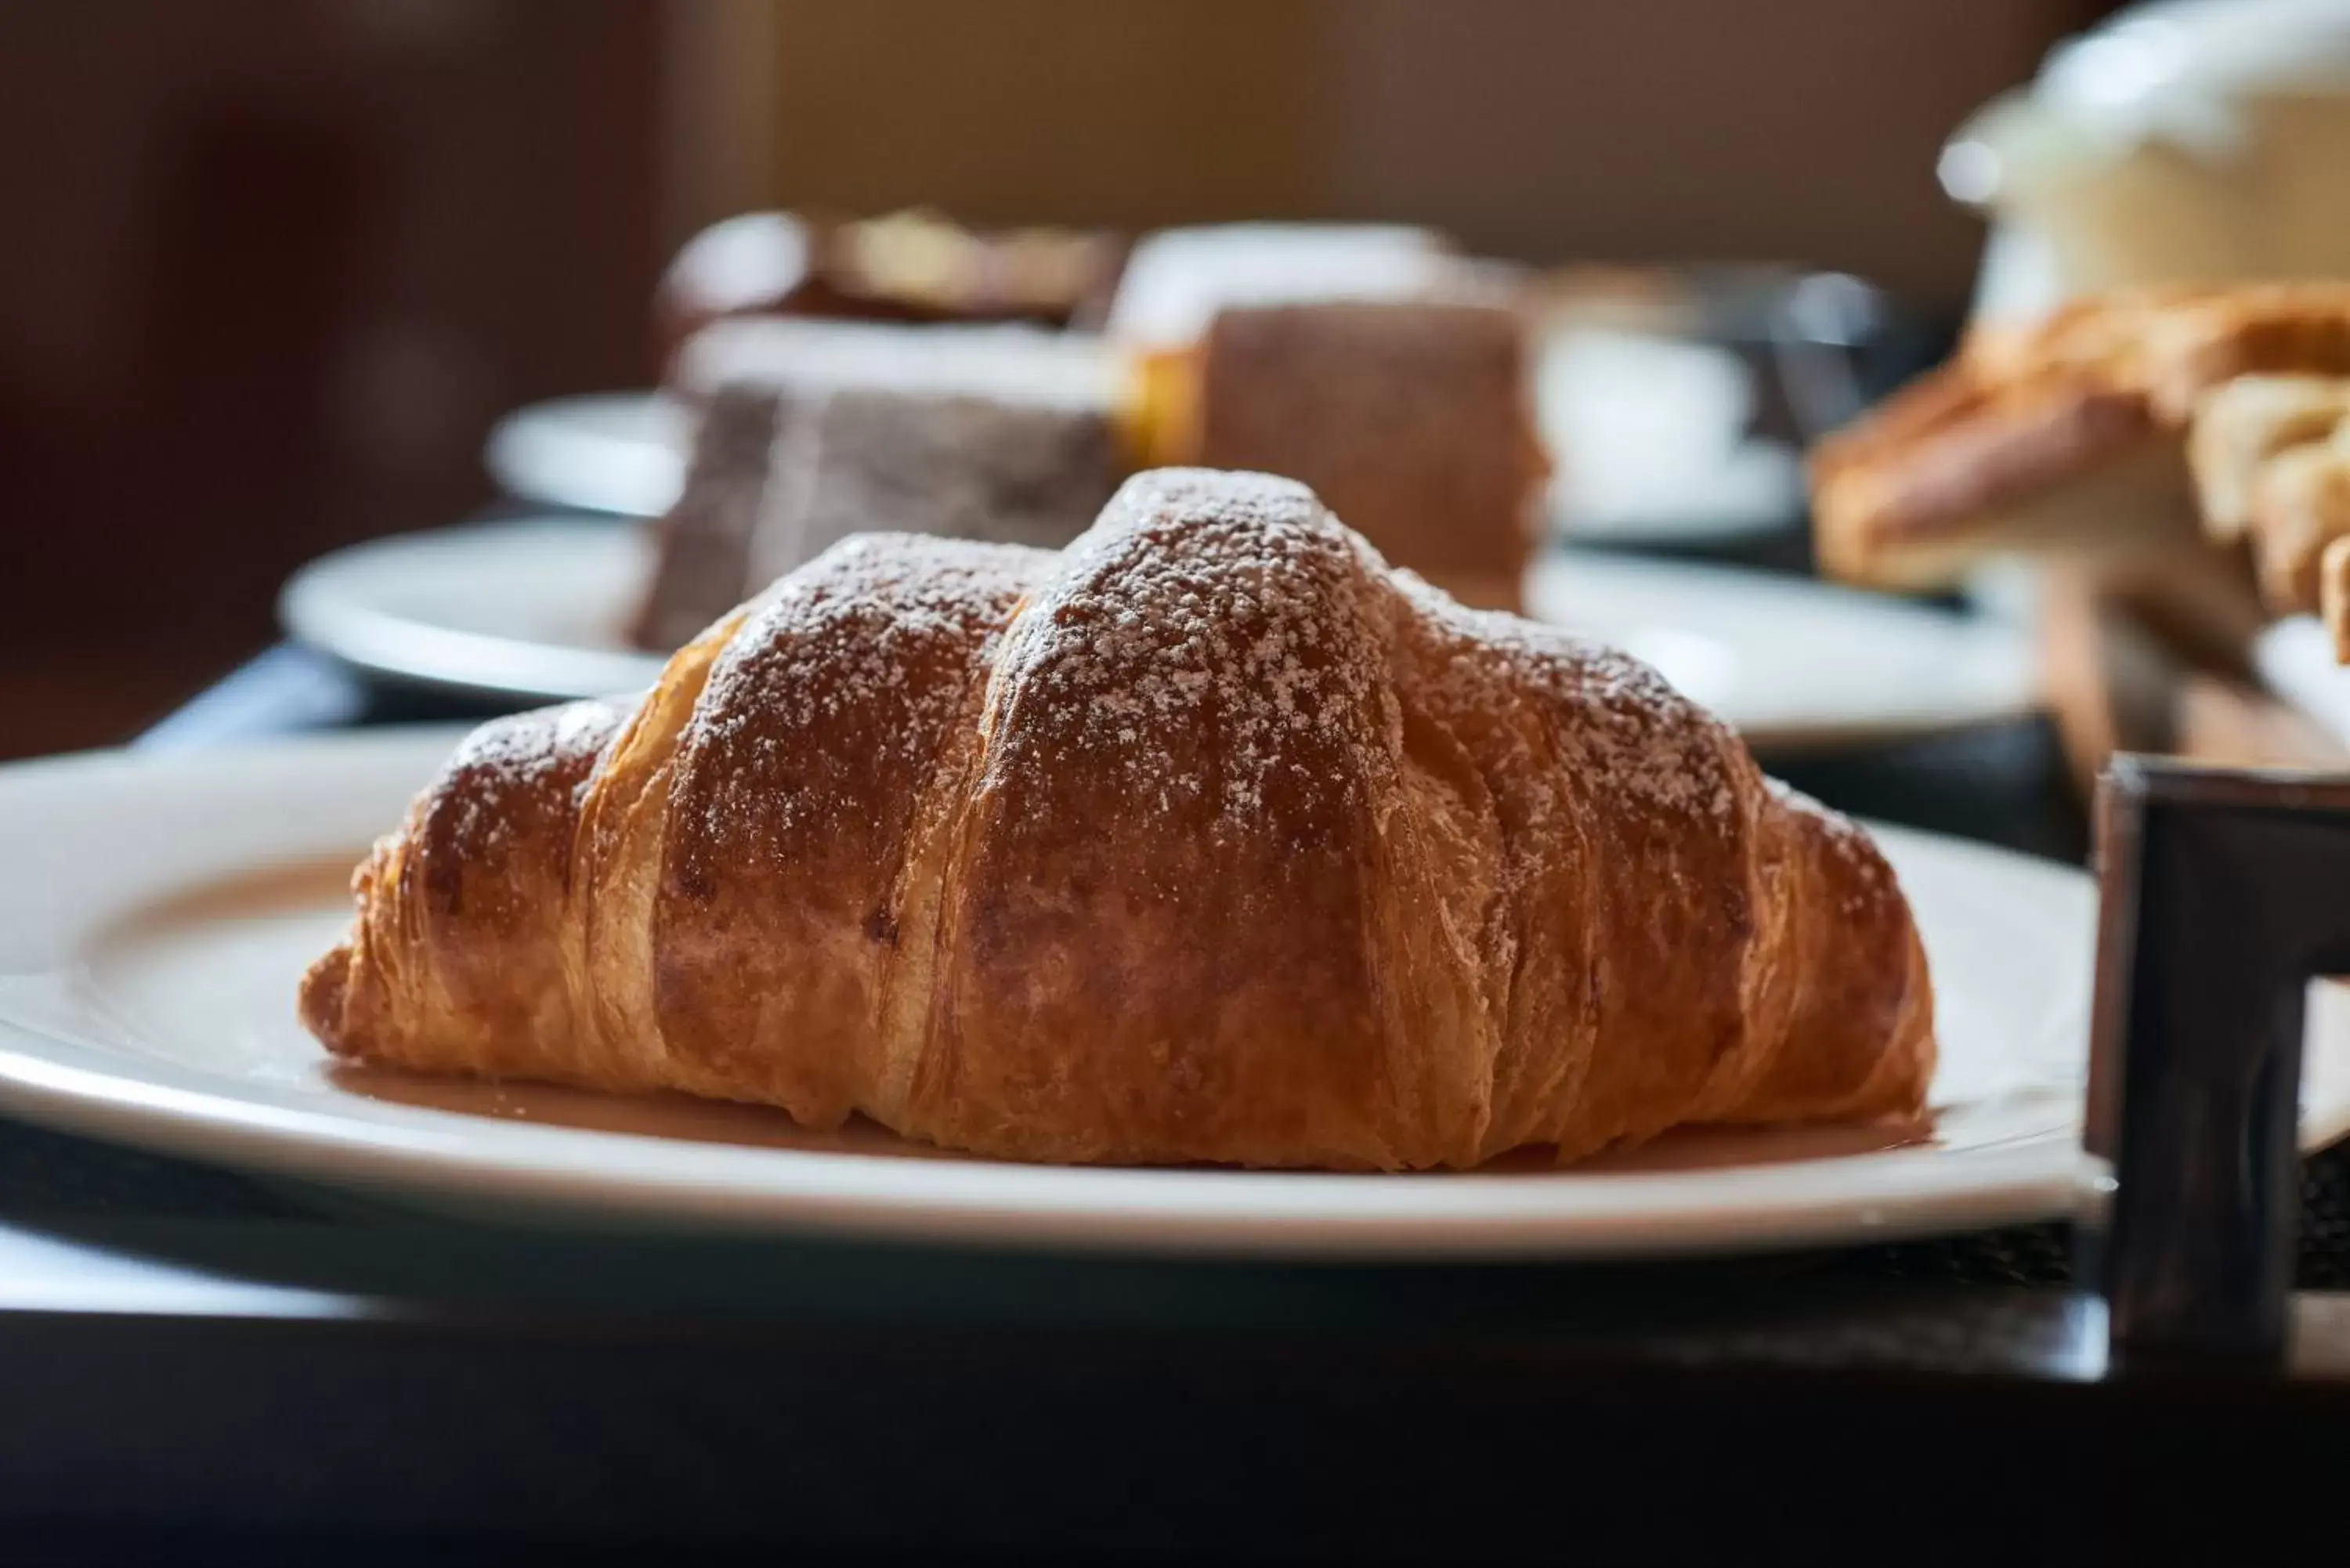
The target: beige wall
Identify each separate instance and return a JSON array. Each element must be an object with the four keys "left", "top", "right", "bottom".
[
  {"left": 705, "top": 0, "right": 2081, "bottom": 309},
  {"left": 757, "top": 0, "right": 1328, "bottom": 231}
]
